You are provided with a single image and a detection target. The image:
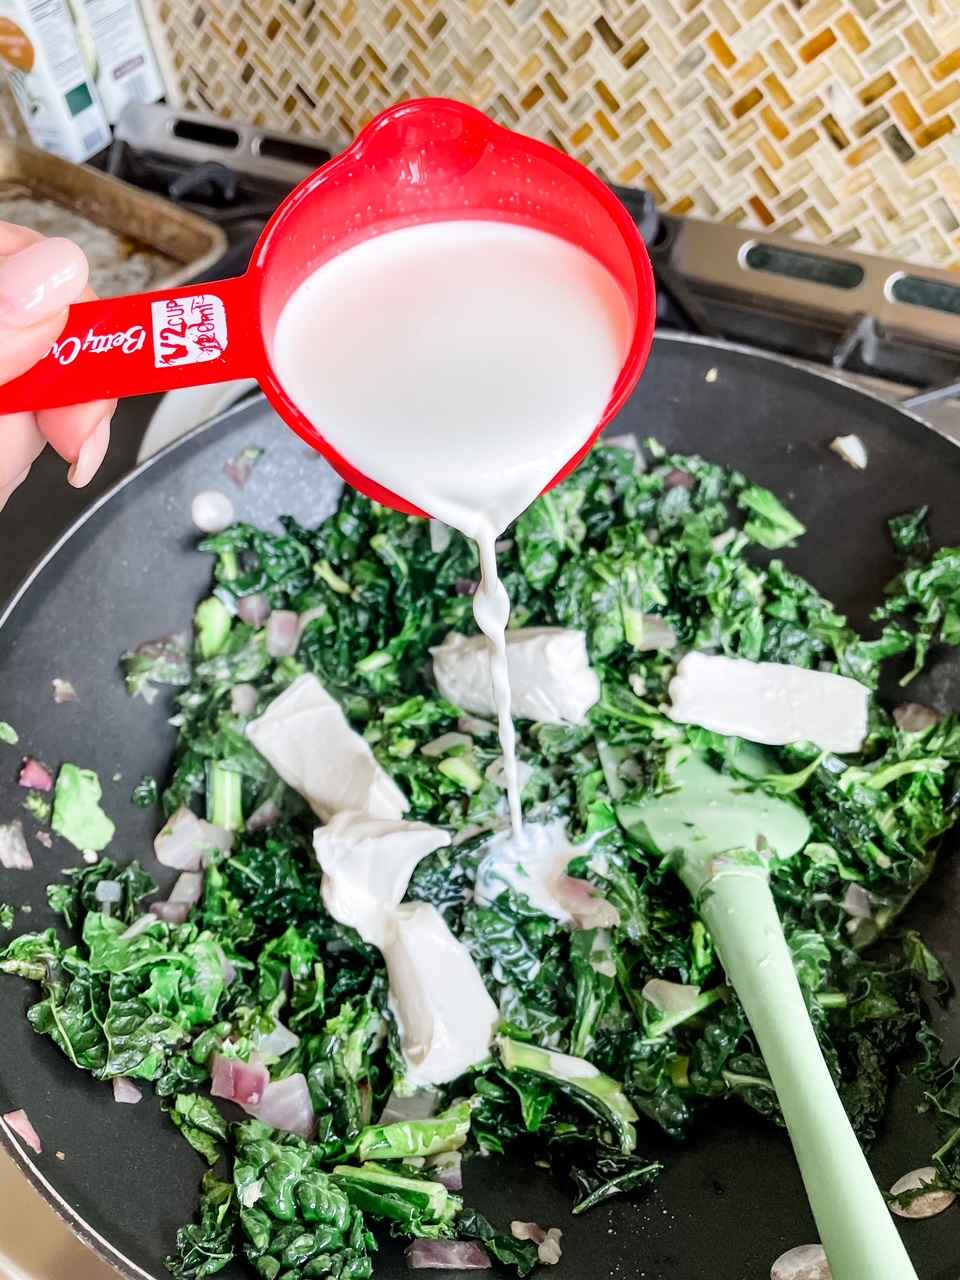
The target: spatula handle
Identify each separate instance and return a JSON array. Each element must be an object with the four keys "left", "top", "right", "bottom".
[
  {"left": 695, "top": 864, "right": 918, "bottom": 1280},
  {"left": 0, "top": 275, "right": 259, "bottom": 413}
]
